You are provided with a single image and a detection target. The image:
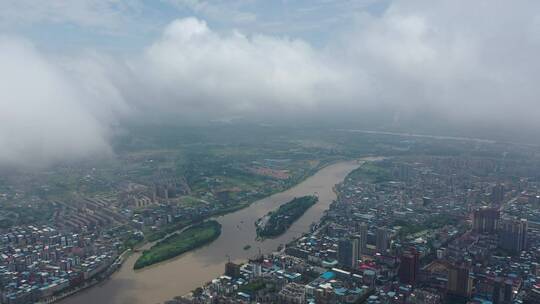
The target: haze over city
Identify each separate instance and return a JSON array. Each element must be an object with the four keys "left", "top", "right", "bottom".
[
  {"left": 2, "top": 0, "right": 540, "bottom": 167},
  {"left": 2, "top": 2, "right": 540, "bottom": 304}
]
